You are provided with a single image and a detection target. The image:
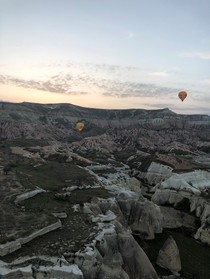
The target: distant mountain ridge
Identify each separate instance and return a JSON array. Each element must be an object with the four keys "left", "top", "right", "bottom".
[
  {"left": 0, "top": 101, "right": 210, "bottom": 142},
  {"left": 0, "top": 101, "right": 209, "bottom": 119}
]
